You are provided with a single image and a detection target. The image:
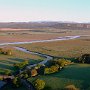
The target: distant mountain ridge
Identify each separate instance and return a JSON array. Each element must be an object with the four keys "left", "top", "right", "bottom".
[{"left": 0, "top": 22, "right": 90, "bottom": 30}]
